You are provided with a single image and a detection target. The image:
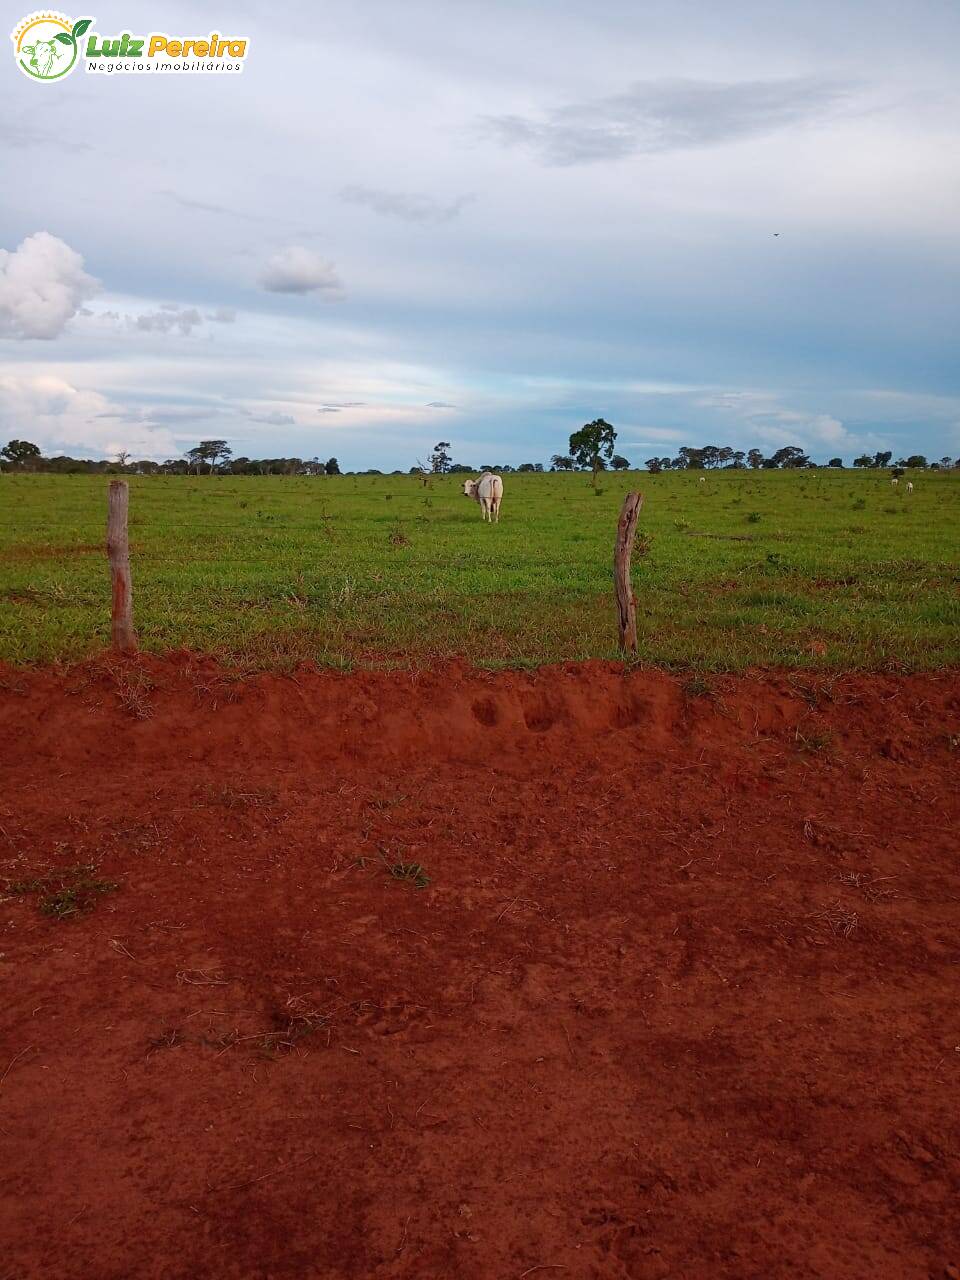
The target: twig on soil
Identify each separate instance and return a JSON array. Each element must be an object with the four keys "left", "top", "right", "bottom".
[
  {"left": 177, "top": 969, "right": 228, "bottom": 985},
  {"left": 519, "top": 1267, "right": 566, "bottom": 1278},
  {"left": 0, "top": 1045, "right": 37, "bottom": 1088},
  {"left": 205, "top": 1151, "right": 317, "bottom": 1195},
  {"left": 561, "top": 1022, "right": 577, "bottom": 1066},
  {"left": 110, "top": 938, "right": 141, "bottom": 961}
]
